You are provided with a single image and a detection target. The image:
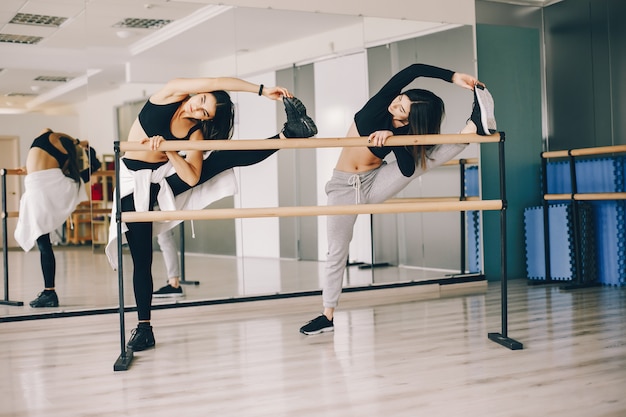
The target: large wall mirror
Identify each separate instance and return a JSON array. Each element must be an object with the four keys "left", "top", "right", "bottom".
[{"left": 0, "top": 1, "right": 479, "bottom": 320}]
